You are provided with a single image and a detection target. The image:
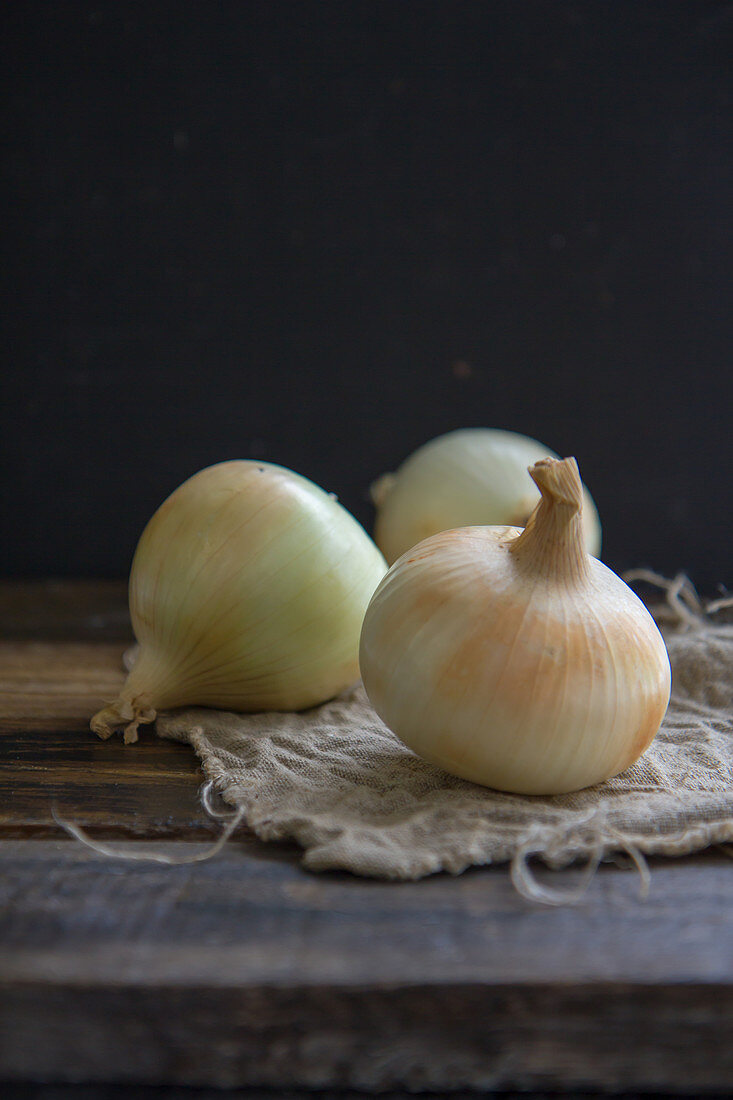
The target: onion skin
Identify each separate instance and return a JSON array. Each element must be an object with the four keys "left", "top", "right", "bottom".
[
  {"left": 372, "top": 428, "right": 602, "bottom": 565},
  {"left": 91, "top": 461, "right": 387, "bottom": 742},
  {"left": 360, "top": 457, "right": 670, "bottom": 795}
]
